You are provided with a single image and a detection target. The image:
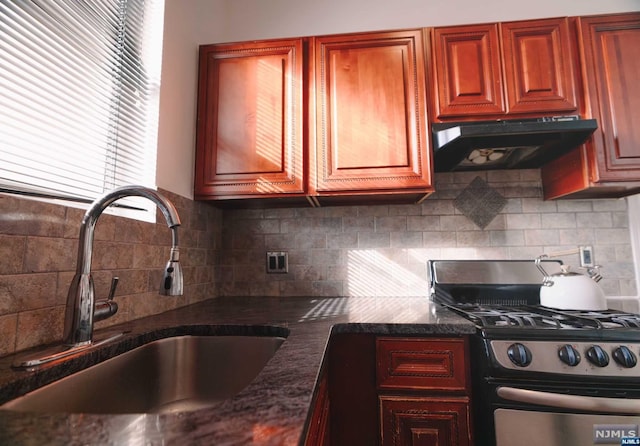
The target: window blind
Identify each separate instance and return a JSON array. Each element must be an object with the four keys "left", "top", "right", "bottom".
[{"left": 0, "top": 0, "right": 165, "bottom": 221}]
